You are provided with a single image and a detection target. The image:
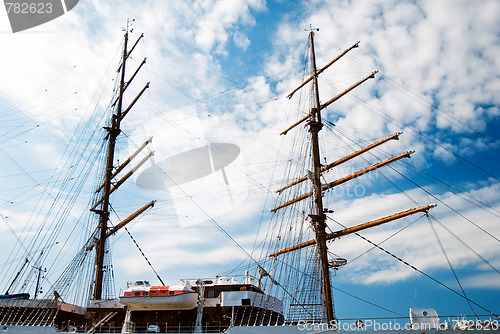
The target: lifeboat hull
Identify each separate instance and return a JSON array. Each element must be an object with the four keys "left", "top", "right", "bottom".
[{"left": 119, "top": 292, "right": 198, "bottom": 310}]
